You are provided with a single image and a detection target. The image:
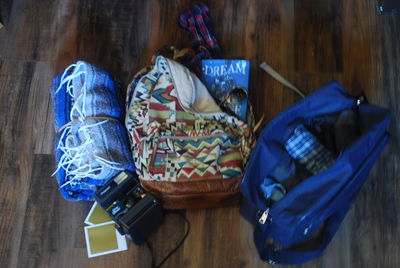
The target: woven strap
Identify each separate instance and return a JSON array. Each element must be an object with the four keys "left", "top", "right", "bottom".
[{"left": 260, "top": 62, "right": 306, "bottom": 98}]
